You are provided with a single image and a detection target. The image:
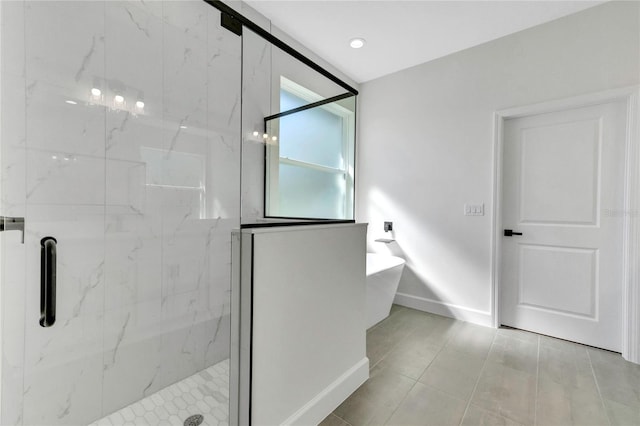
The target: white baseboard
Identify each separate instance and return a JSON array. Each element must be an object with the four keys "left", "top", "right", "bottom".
[
  {"left": 283, "top": 357, "right": 369, "bottom": 426},
  {"left": 394, "top": 292, "right": 494, "bottom": 328}
]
